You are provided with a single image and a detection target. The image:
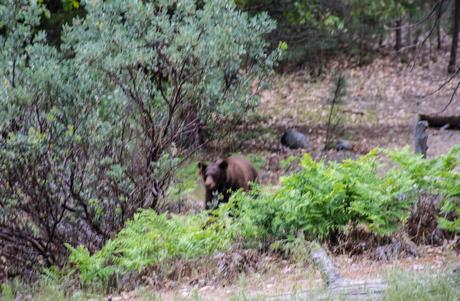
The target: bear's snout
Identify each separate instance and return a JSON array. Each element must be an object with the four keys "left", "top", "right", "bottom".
[{"left": 204, "top": 176, "right": 216, "bottom": 189}]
